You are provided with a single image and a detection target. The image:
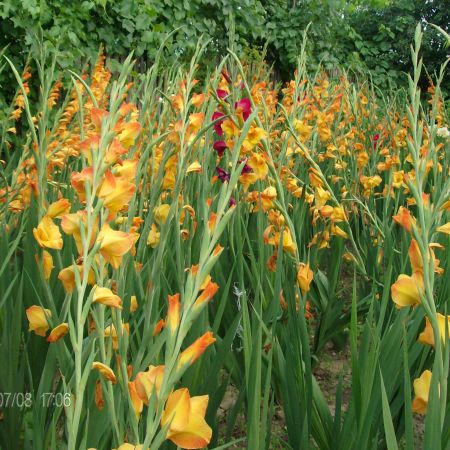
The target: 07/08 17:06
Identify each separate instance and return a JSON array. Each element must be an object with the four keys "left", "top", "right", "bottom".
[{"left": 0, "top": 392, "right": 72, "bottom": 408}]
